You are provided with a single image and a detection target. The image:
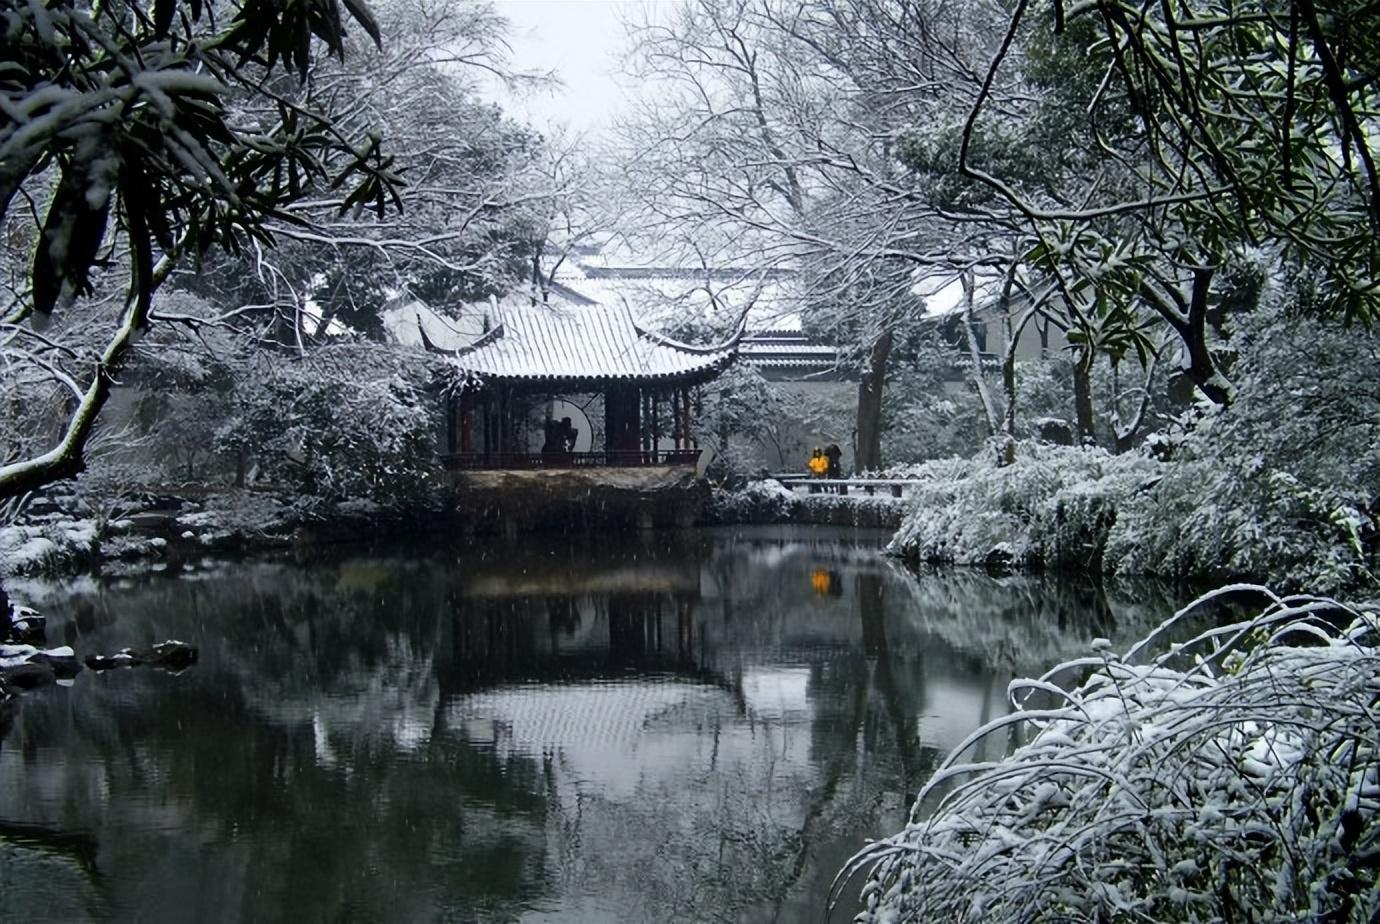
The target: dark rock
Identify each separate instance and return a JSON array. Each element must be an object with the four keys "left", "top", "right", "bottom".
[
  {"left": 25, "top": 651, "right": 83, "bottom": 679},
  {"left": 145, "top": 640, "right": 198, "bottom": 671},
  {"left": 983, "top": 545, "right": 1016, "bottom": 571},
  {"left": 84, "top": 650, "right": 142, "bottom": 671},
  {"left": 85, "top": 641, "right": 197, "bottom": 673},
  {"left": 9, "top": 612, "right": 46, "bottom": 645},
  {"left": 1, "top": 661, "right": 56, "bottom": 692},
  {"left": 1033, "top": 419, "right": 1075, "bottom": 446}
]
